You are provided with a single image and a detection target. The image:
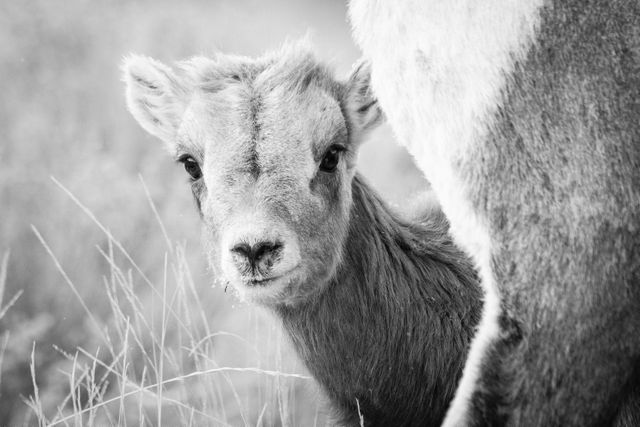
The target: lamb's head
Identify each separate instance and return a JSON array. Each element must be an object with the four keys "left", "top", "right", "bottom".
[{"left": 123, "top": 45, "right": 382, "bottom": 306}]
